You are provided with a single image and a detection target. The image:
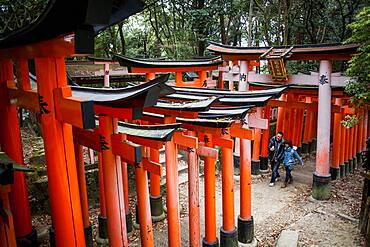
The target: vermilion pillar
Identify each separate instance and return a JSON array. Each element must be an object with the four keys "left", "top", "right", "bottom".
[
  {"left": 74, "top": 144, "right": 93, "bottom": 246},
  {"left": 330, "top": 98, "right": 342, "bottom": 179},
  {"left": 364, "top": 111, "right": 369, "bottom": 150},
  {"left": 104, "top": 63, "right": 109, "bottom": 88},
  {"left": 187, "top": 131, "right": 200, "bottom": 247},
  {"left": 292, "top": 107, "right": 304, "bottom": 150},
  {"left": 339, "top": 122, "right": 346, "bottom": 177},
  {"left": 0, "top": 60, "right": 36, "bottom": 245},
  {"left": 312, "top": 60, "right": 332, "bottom": 200},
  {"left": 175, "top": 72, "right": 182, "bottom": 86},
  {"left": 199, "top": 71, "right": 207, "bottom": 87},
  {"left": 309, "top": 107, "right": 318, "bottom": 152},
  {"left": 238, "top": 138, "right": 254, "bottom": 244},
  {"left": 146, "top": 72, "right": 156, "bottom": 82},
  {"left": 251, "top": 108, "right": 262, "bottom": 175},
  {"left": 0, "top": 186, "right": 17, "bottom": 247},
  {"left": 219, "top": 61, "right": 226, "bottom": 89},
  {"left": 357, "top": 109, "right": 364, "bottom": 164},
  {"left": 344, "top": 127, "right": 350, "bottom": 176},
  {"left": 99, "top": 115, "right": 128, "bottom": 246},
  {"left": 121, "top": 160, "right": 133, "bottom": 233},
  {"left": 149, "top": 148, "right": 165, "bottom": 222},
  {"left": 302, "top": 97, "right": 312, "bottom": 153},
  {"left": 135, "top": 160, "right": 154, "bottom": 247},
  {"left": 353, "top": 120, "right": 359, "bottom": 169},
  {"left": 276, "top": 94, "right": 287, "bottom": 135},
  {"left": 35, "top": 57, "right": 85, "bottom": 246},
  {"left": 202, "top": 134, "right": 218, "bottom": 246},
  {"left": 349, "top": 126, "right": 355, "bottom": 173},
  {"left": 234, "top": 60, "right": 249, "bottom": 175},
  {"left": 220, "top": 131, "right": 237, "bottom": 246},
  {"left": 260, "top": 105, "right": 271, "bottom": 171},
  {"left": 97, "top": 152, "right": 108, "bottom": 241},
  {"left": 164, "top": 116, "right": 181, "bottom": 247}
]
